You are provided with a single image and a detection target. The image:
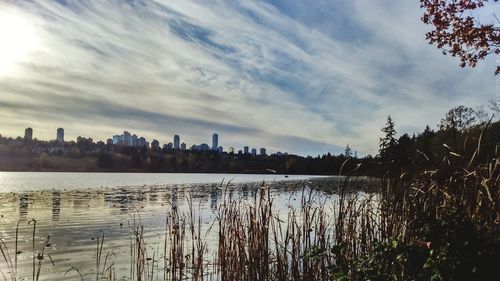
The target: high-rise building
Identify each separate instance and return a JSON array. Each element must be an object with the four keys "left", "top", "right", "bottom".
[
  {"left": 24, "top": 127, "right": 33, "bottom": 141},
  {"left": 174, "top": 135, "right": 180, "bottom": 149},
  {"left": 106, "top": 138, "right": 113, "bottom": 146},
  {"left": 112, "top": 135, "right": 123, "bottom": 145},
  {"left": 244, "top": 146, "right": 249, "bottom": 154},
  {"left": 112, "top": 131, "right": 149, "bottom": 147},
  {"left": 260, "top": 148, "right": 266, "bottom": 156},
  {"left": 212, "top": 133, "right": 218, "bottom": 150},
  {"left": 123, "top": 131, "right": 132, "bottom": 146},
  {"left": 181, "top": 142, "right": 187, "bottom": 150},
  {"left": 191, "top": 143, "right": 210, "bottom": 151},
  {"left": 132, "top": 134, "right": 138, "bottom": 147},
  {"left": 56, "top": 128, "right": 64, "bottom": 143},
  {"left": 251, "top": 148, "right": 257, "bottom": 156}
]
